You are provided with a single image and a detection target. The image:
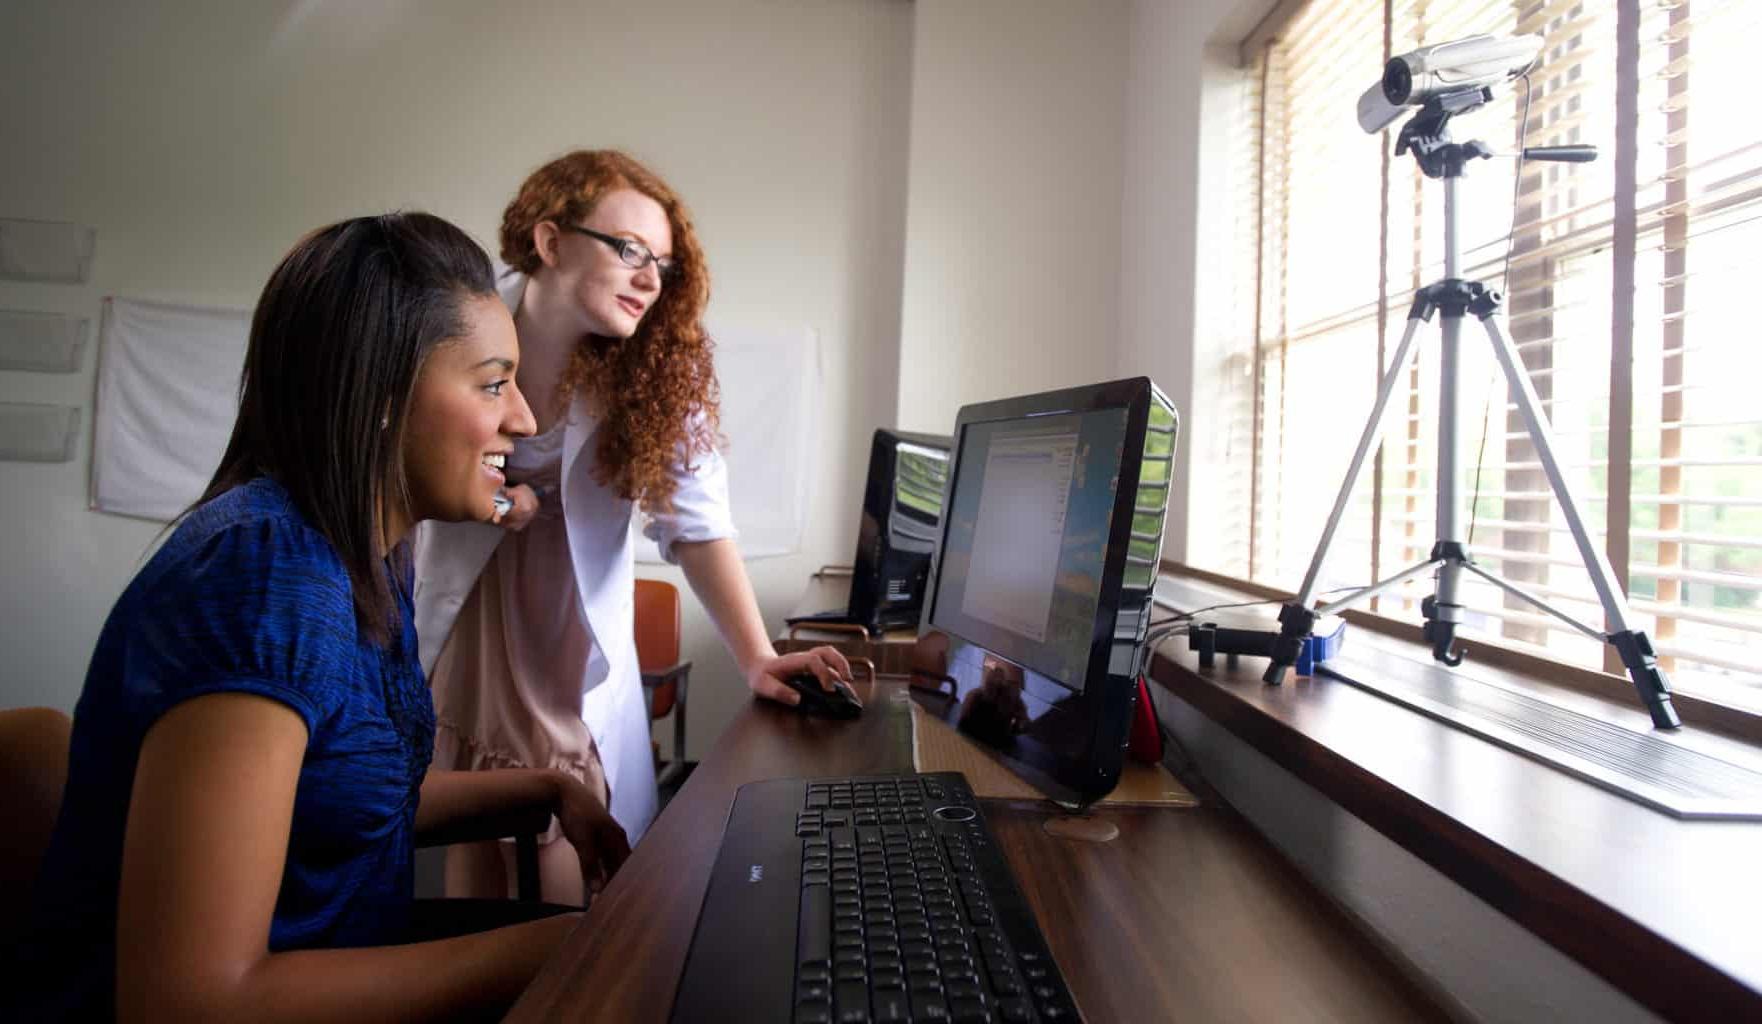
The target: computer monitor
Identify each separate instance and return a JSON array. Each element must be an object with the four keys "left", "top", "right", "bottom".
[
  {"left": 910, "top": 377, "right": 1178, "bottom": 807},
  {"left": 848, "top": 429, "right": 951, "bottom": 634},
  {"left": 787, "top": 429, "right": 951, "bottom": 636}
]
